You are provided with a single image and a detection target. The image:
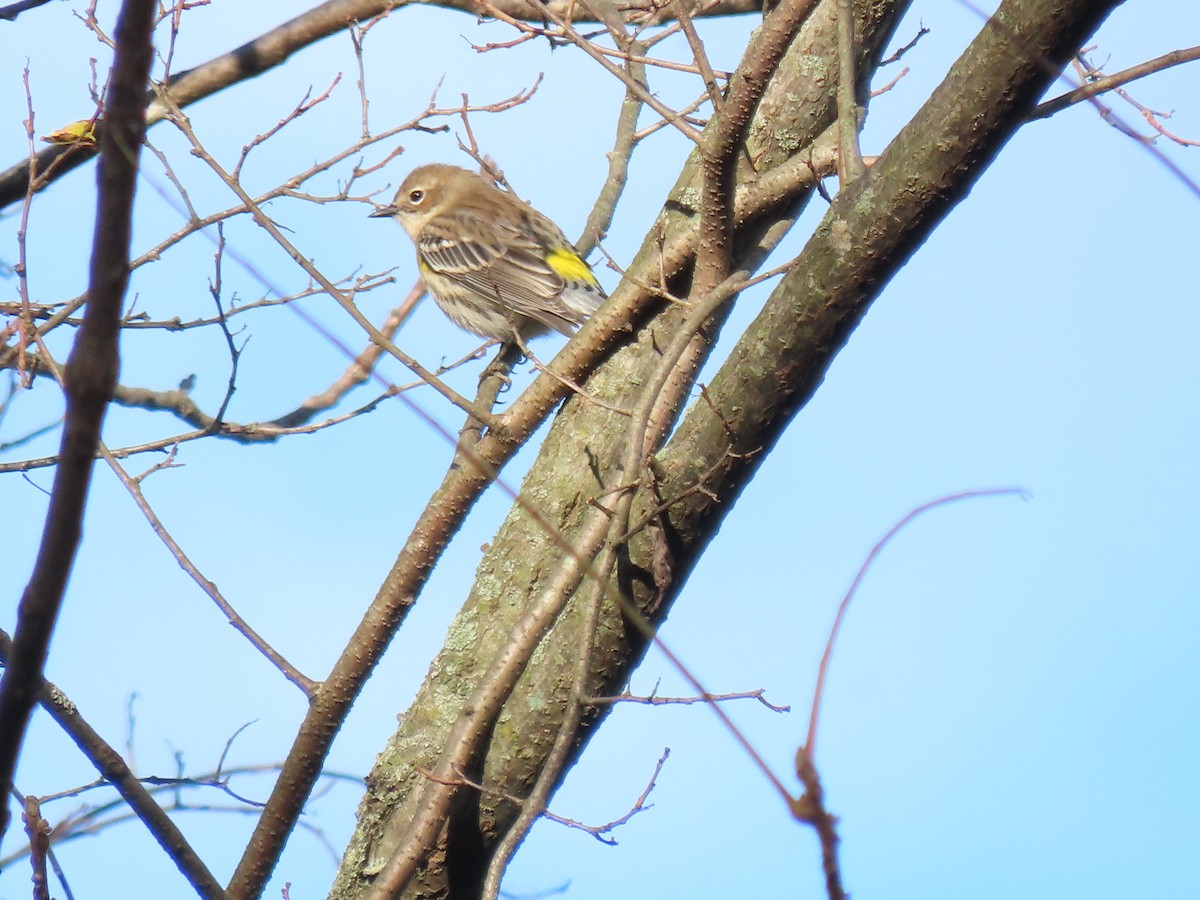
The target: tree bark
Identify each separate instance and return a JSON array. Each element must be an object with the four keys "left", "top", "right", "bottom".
[{"left": 331, "top": 0, "right": 1121, "bottom": 897}]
